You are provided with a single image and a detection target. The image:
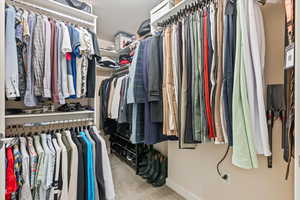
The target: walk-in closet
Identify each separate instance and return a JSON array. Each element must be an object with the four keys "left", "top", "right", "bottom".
[{"left": 0, "top": 0, "right": 299, "bottom": 200}]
